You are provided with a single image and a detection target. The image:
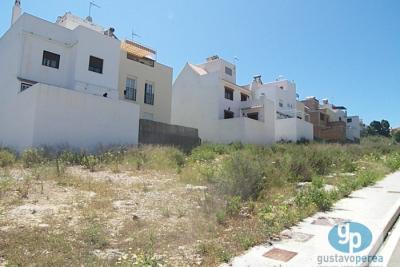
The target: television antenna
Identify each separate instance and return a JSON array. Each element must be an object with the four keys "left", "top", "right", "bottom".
[
  {"left": 88, "top": 1, "right": 101, "bottom": 21},
  {"left": 131, "top": 28, "right": 141, "bottom": 41}
]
